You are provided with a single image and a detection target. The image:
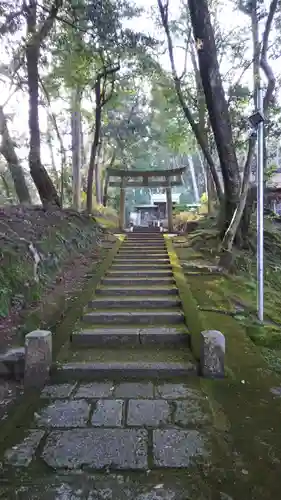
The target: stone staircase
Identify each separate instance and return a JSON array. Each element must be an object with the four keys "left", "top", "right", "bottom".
[
  {"left": 3, "top": 233, "right": 213, "bottom": 485},
  {"left": 54, "top": 232, "right": 197, "bottom": 380}
]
